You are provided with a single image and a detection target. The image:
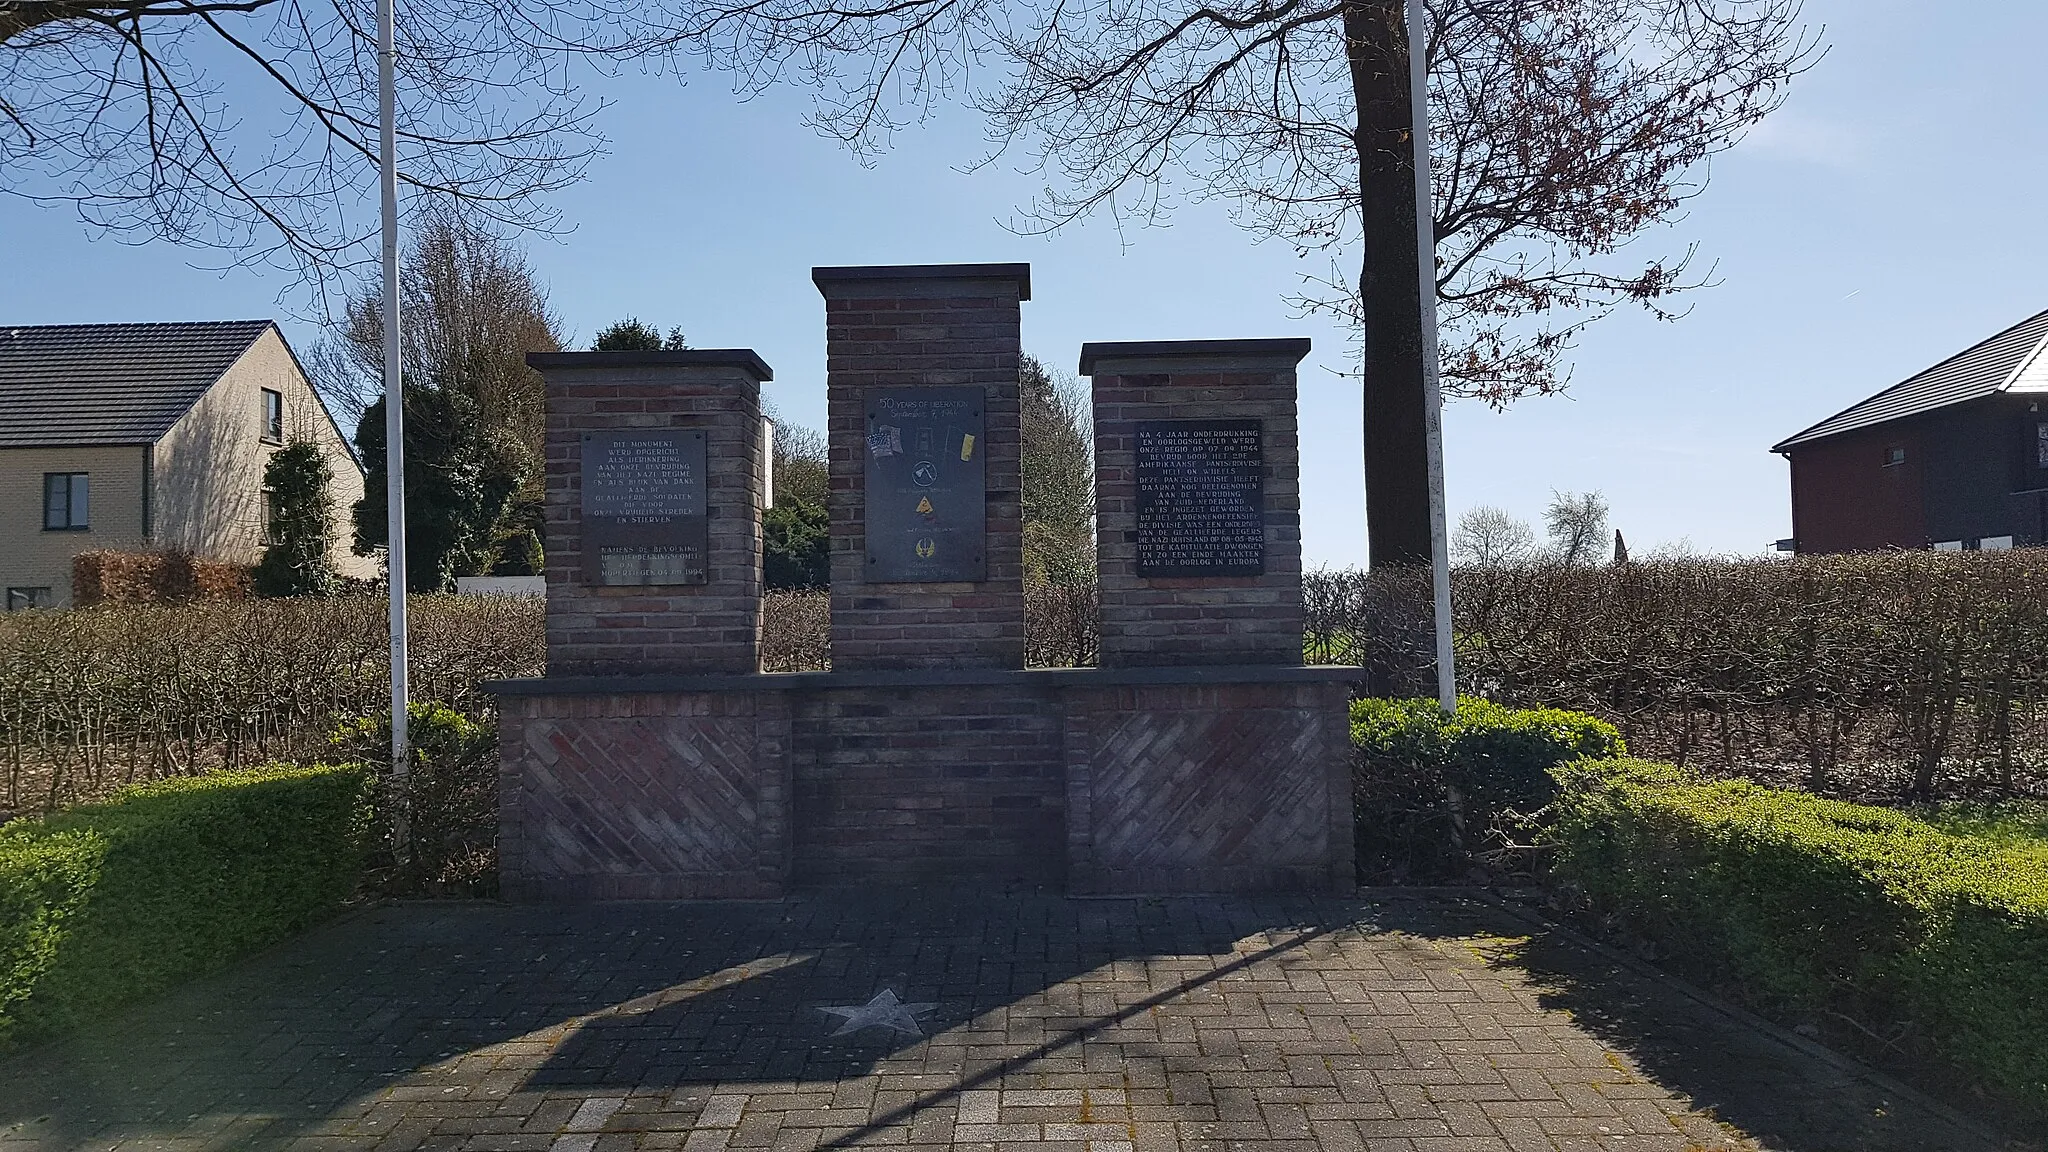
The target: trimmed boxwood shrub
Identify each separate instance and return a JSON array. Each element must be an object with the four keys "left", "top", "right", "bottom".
[
  {"left": 1550, "top": 759, "right": 2048, "bottom": 1114},
  {"left": 0, "top": 762, "right": 372, "bottom": 1045},
  {"left": 1351, "top": 697, "right": 1623, "bottom": 882}
]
